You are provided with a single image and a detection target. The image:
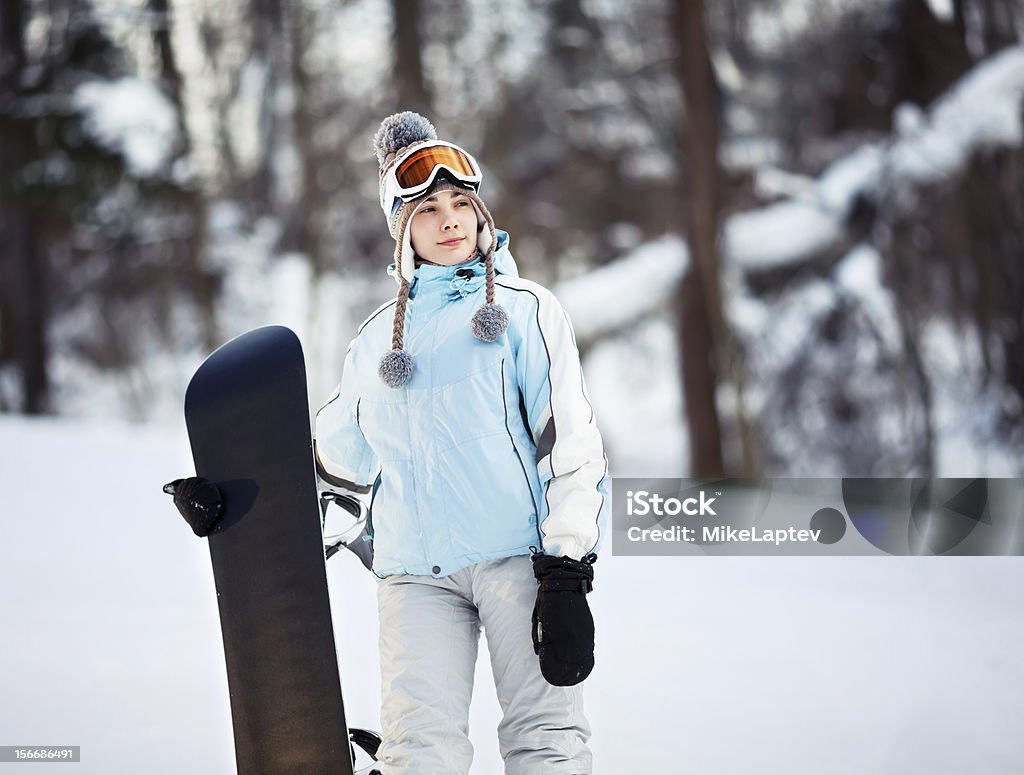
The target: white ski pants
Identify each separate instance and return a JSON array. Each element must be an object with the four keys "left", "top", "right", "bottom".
[{"left": 375, "top": 555, "right": 592, "bottom": 774}]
